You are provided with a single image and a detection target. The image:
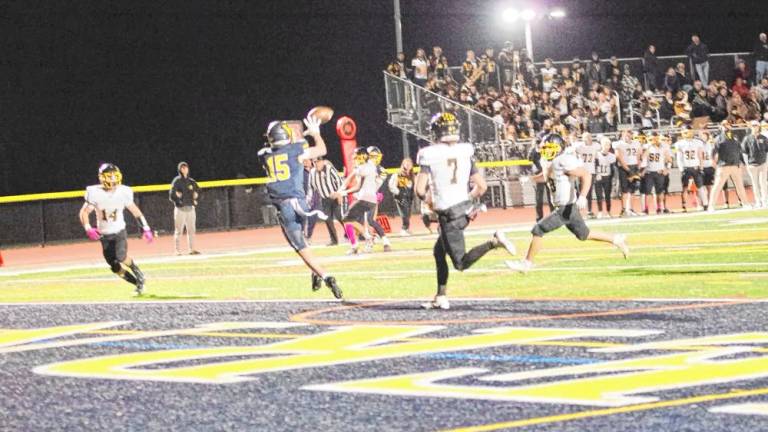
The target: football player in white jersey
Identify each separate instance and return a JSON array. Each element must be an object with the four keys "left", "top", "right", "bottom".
[
  {"left": 506, "top": 134, "right": 629, "bottom": 273},
  {"left": 78, "top": 163, "right": 154, "bottom": 295},
  {"left": 616, "top": 131, "right": 643, "bottom": 216},
  {"left": 574, "top": 132, "right": 600, "bottom": 217},
  {"left": 414, "top": 112, "right": 516, "bottom": 310},
  {"left": 594, "top": 136, "right": 617, "bottom": 218},
  {"left": 674, "top": 126, "right": 709, "bottom": 211},
  {"left": 333, "top": 147, "right": 392, "bottom": 254},
  {"left": 641, "top": 133, "right": 673, "bottom": 214}
]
